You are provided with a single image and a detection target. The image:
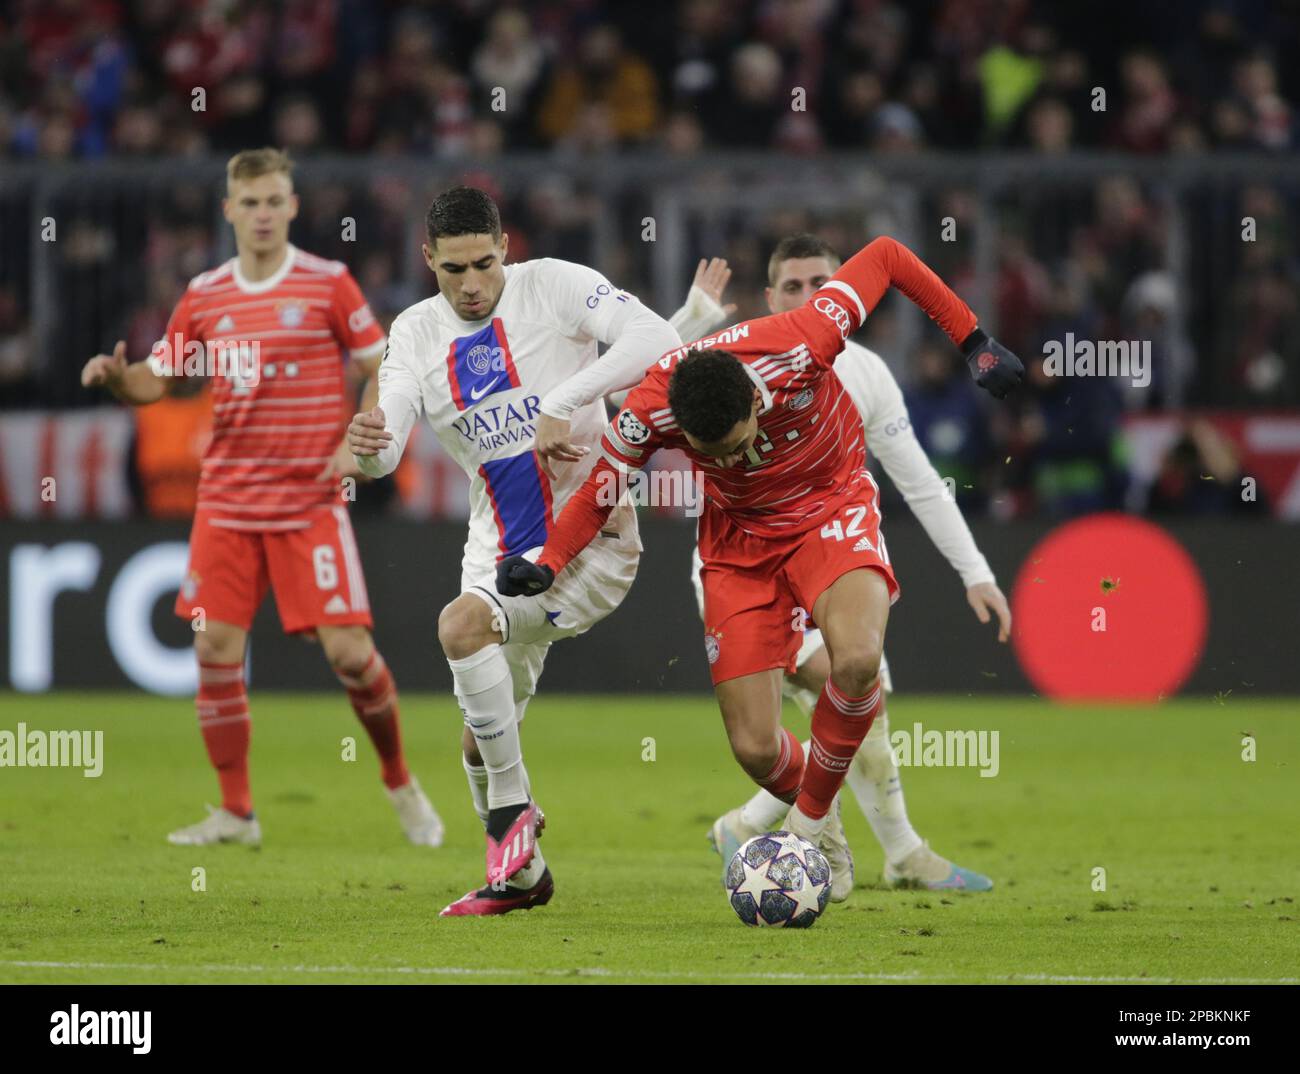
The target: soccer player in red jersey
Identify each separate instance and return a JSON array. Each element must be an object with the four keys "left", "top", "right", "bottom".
[
  {"left": 497, "top": 235, "right": 1023, "bottom": 877},
  {"left": 80, "top": 148, "right": 442, "bottom": 848}
]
